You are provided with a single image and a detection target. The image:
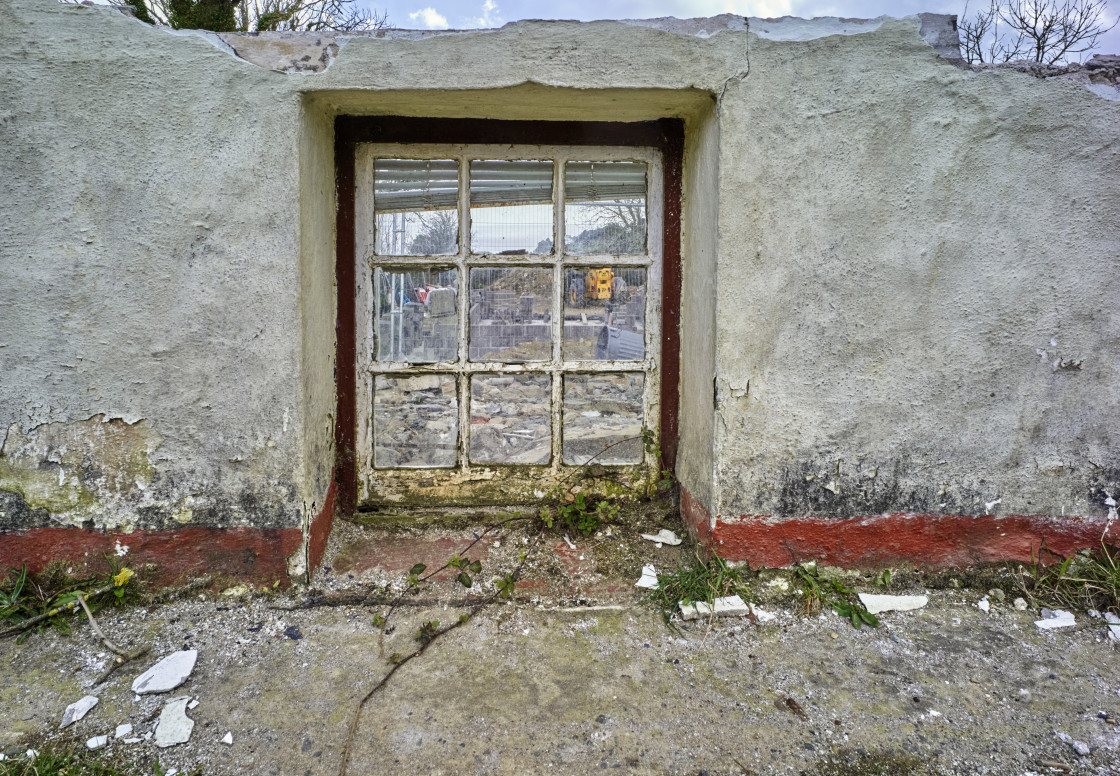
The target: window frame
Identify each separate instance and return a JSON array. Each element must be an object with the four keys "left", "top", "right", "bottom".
[{"left": 335, "top": 117, "right": 683, "bottom": 512}]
